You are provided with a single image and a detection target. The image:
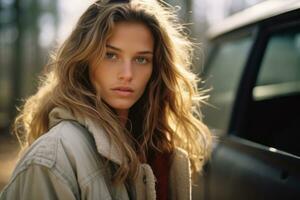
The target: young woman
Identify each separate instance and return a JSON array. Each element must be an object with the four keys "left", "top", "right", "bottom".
[{"left": 0, "top": 0, "right": 212, "bottom": 199}]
